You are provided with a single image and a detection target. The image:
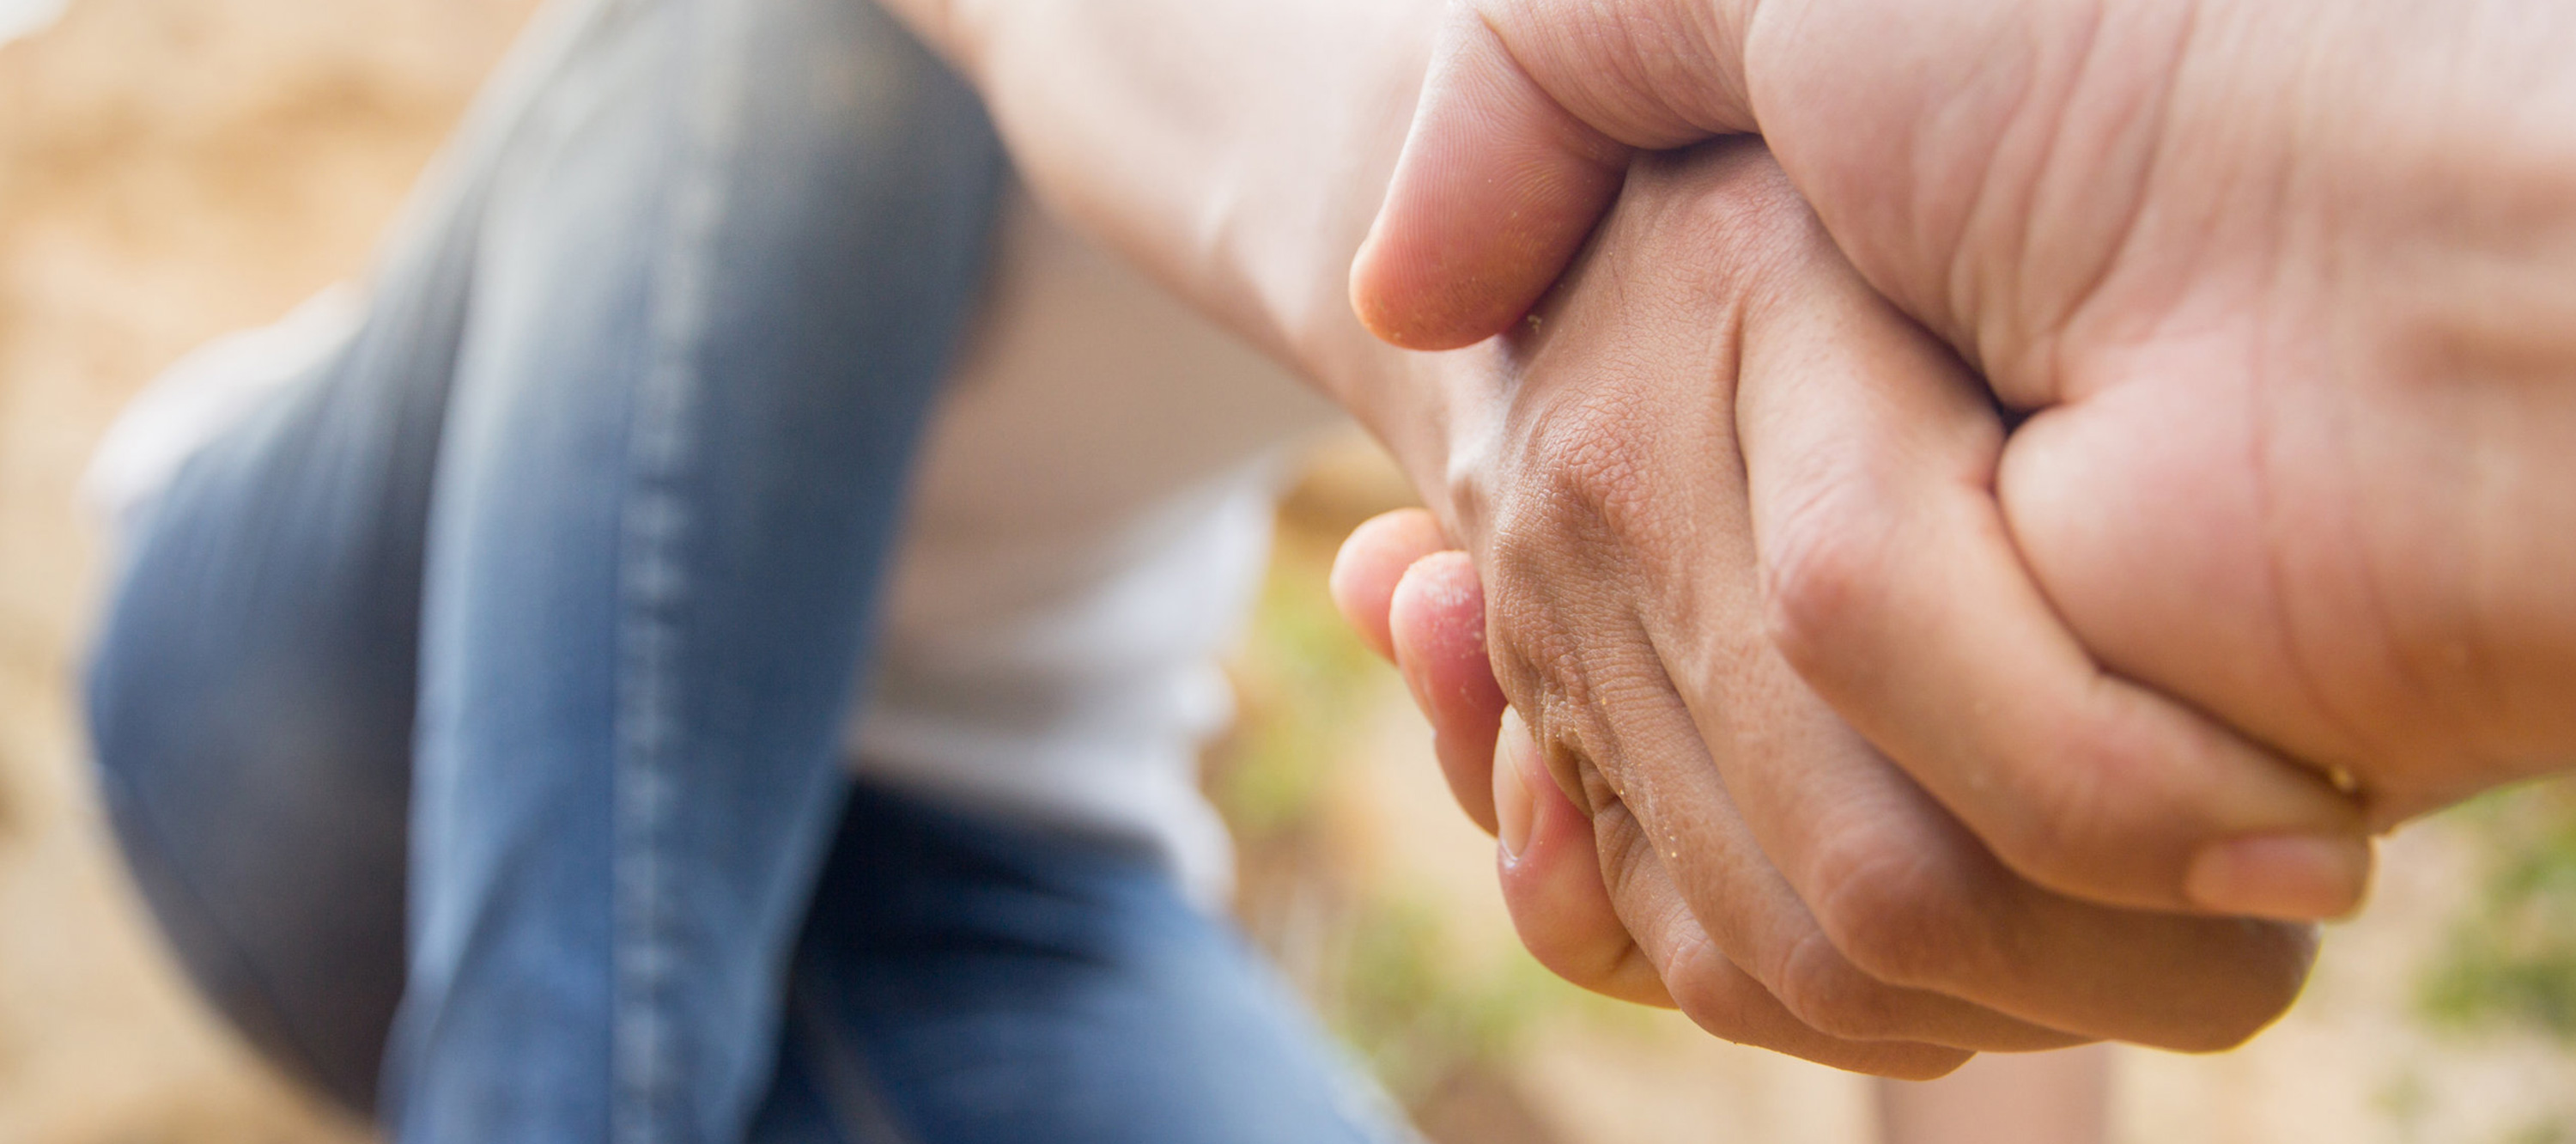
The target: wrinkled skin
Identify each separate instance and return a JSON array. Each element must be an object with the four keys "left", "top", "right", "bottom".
[
  {"left": 1333, "top": 141, "right": 2325, "bottom": 1066},
  {"left": 1350, "top": 0, "right": 2576, "bottom": 930},
  {"left": 880, "top": 0, "right": 2568, "bottom": 1071}
]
